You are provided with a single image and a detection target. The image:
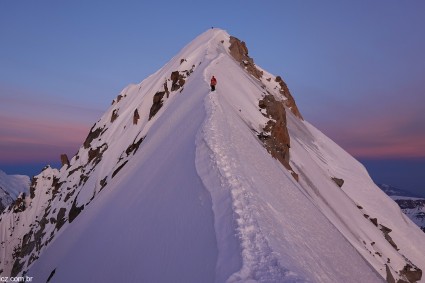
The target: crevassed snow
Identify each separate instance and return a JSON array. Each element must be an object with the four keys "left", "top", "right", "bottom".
[{"left": 17, "top": 28, "right": 424, "bottom": 283}]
